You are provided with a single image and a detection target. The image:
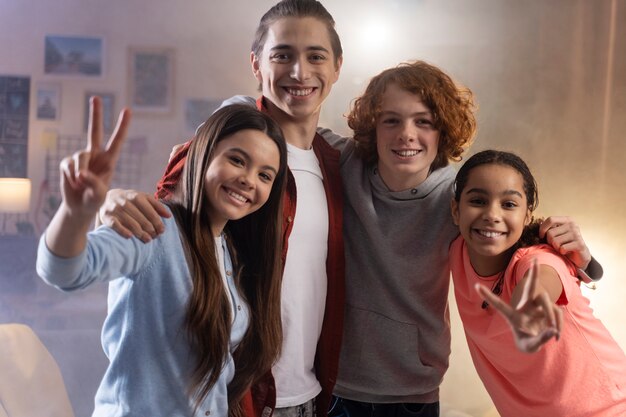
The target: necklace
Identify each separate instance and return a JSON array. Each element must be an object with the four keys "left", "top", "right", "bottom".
[{"left": 481, "top": 270, "right": 505, "bottom": 310}]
